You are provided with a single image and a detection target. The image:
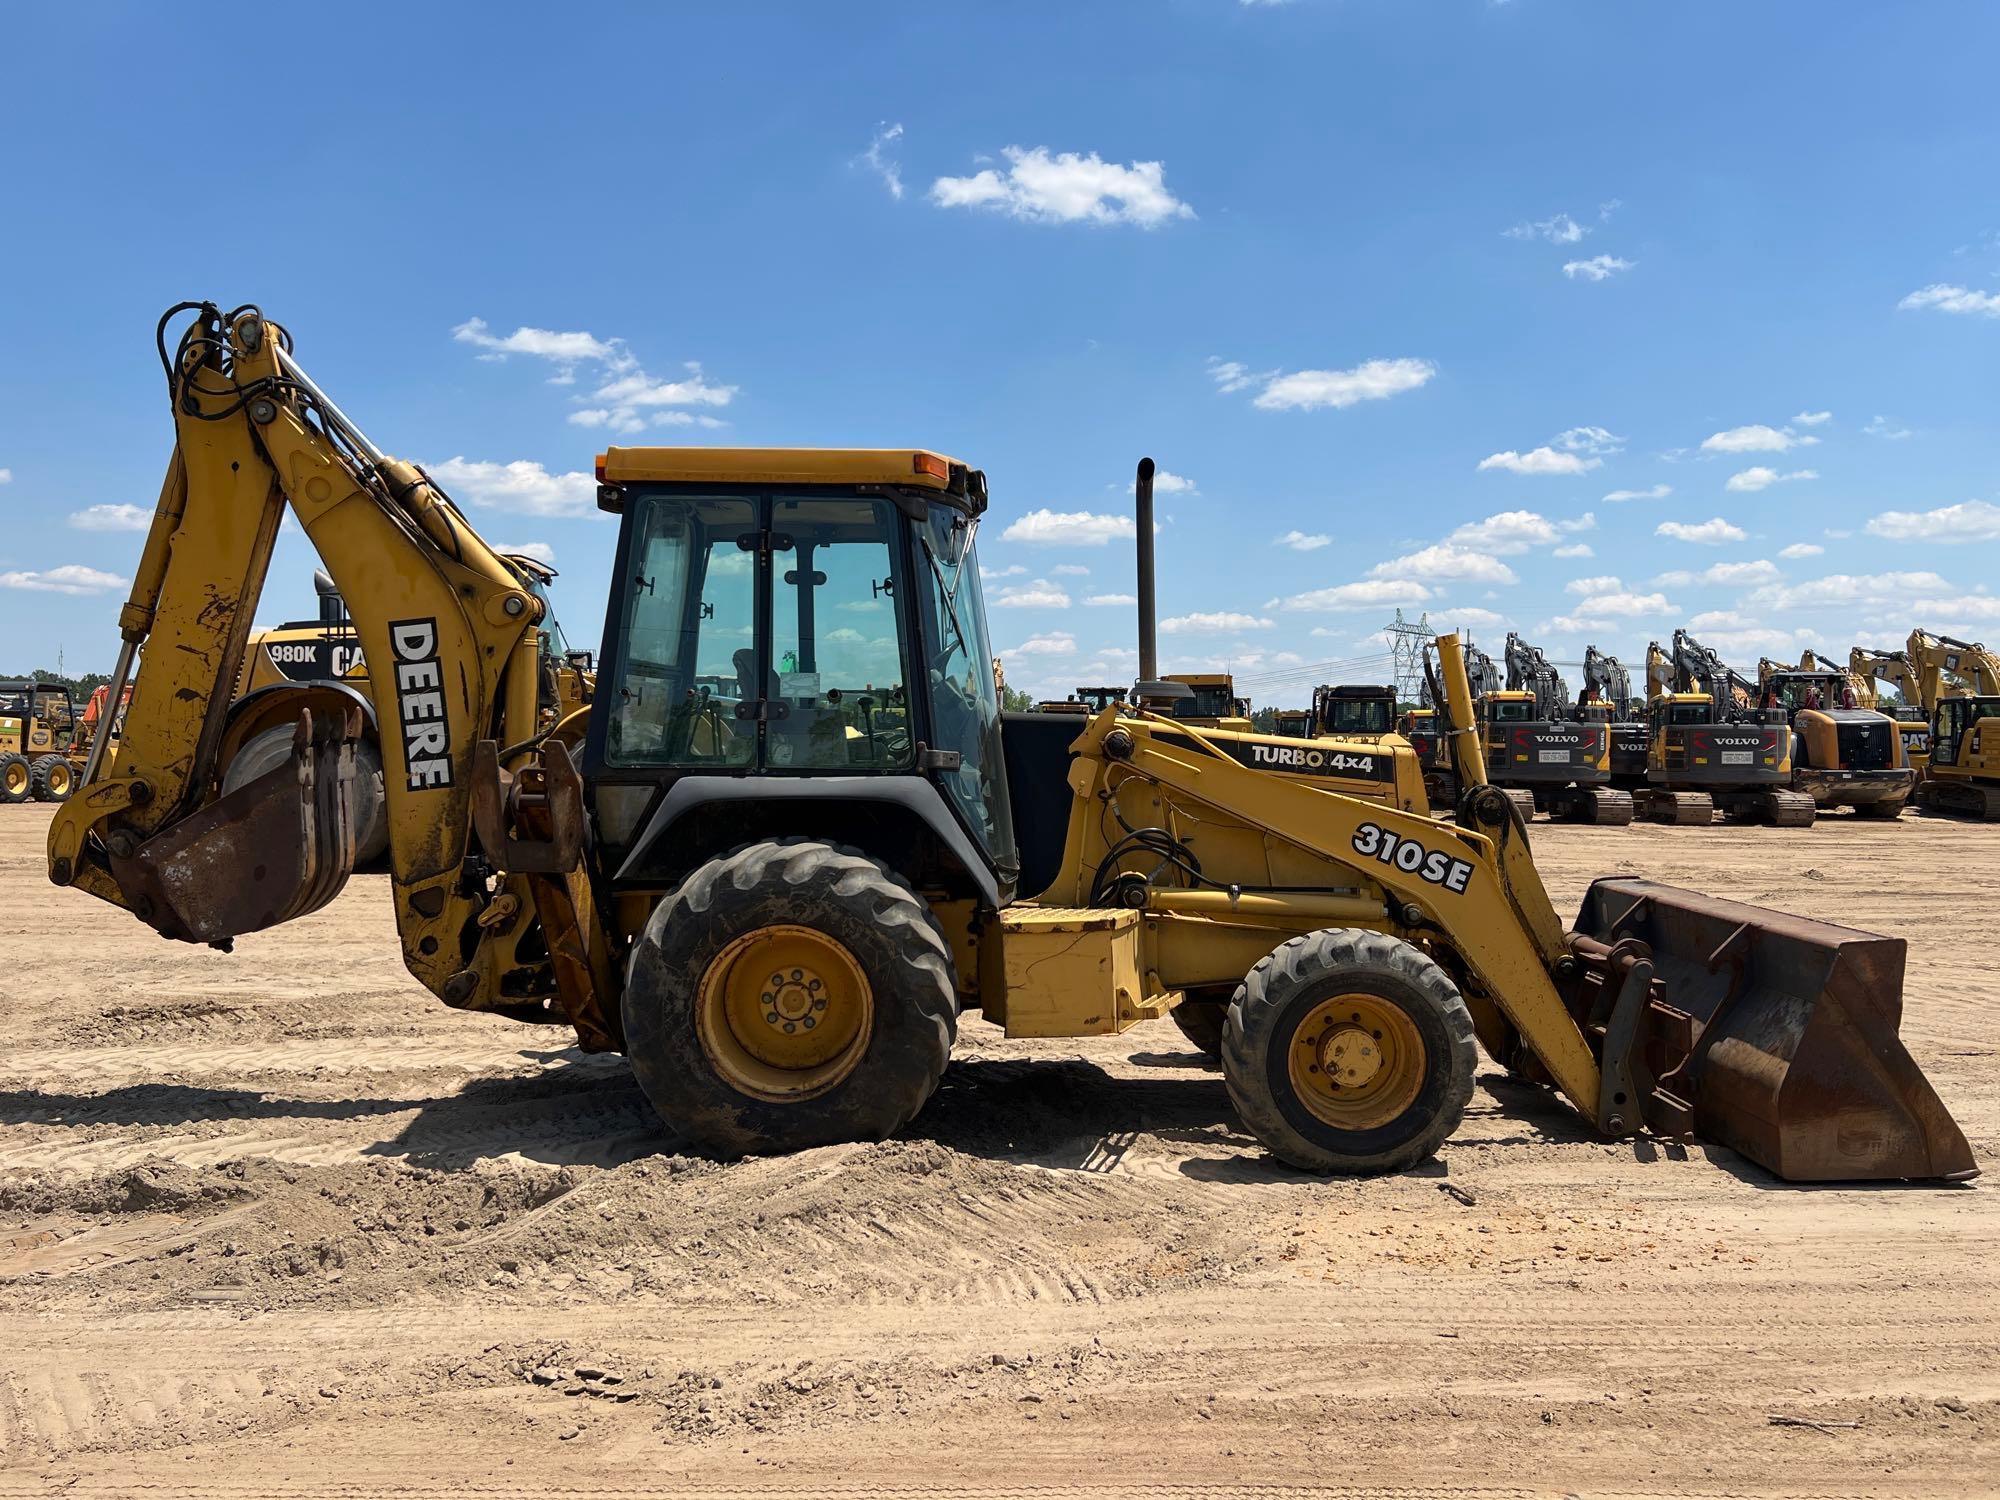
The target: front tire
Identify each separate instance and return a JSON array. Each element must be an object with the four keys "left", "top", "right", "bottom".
[
  {"left": 0, "top": 753, "right": 29, "bottom": 804},
  {"left": 29, "top": 755, "right": 73, "bottom": 802},
  {"left": 1222, "top": 929, "right": 1476, "bottom": 1174},
  {"left": 623, "top": 838, "right": 957, "bottom": 1158}
]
